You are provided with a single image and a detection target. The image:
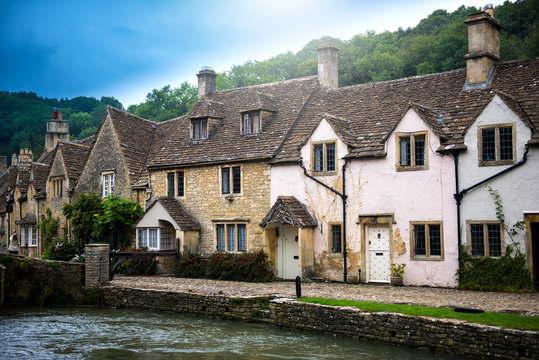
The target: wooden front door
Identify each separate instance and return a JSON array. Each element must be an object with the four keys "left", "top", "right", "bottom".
[{"left": 278, "top": 225, "right": 301, "bottom": 280}]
